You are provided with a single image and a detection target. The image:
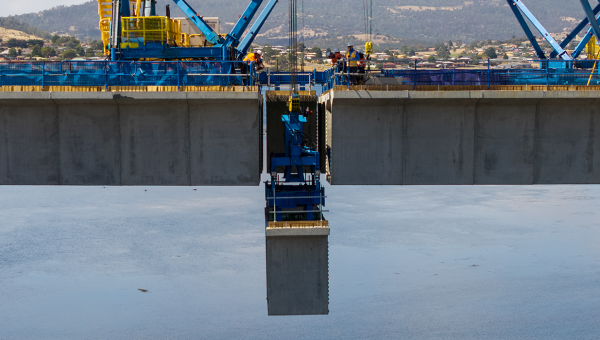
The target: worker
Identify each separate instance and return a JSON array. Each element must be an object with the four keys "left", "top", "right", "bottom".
[
  {"left": 345, "top": 43, "right": 360, "bottom": 85},
  {"left": 241, "top": 51, "right": 263, "bottom": 83},
  {"left": 329, "top": 48, "right": 344, "bottom": 69}
]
